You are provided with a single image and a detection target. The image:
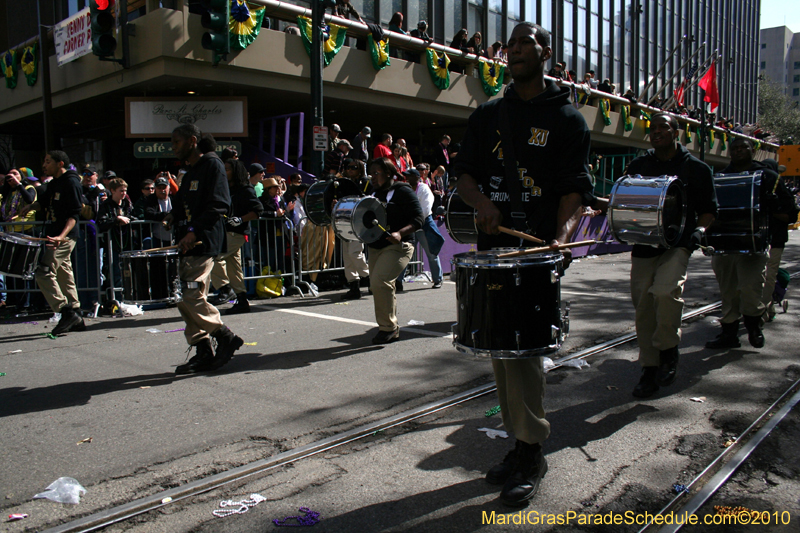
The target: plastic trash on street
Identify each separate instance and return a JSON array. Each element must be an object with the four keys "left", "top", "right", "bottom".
[{"left": 33, "top": 477, "right": 87, "bottom": 504}]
